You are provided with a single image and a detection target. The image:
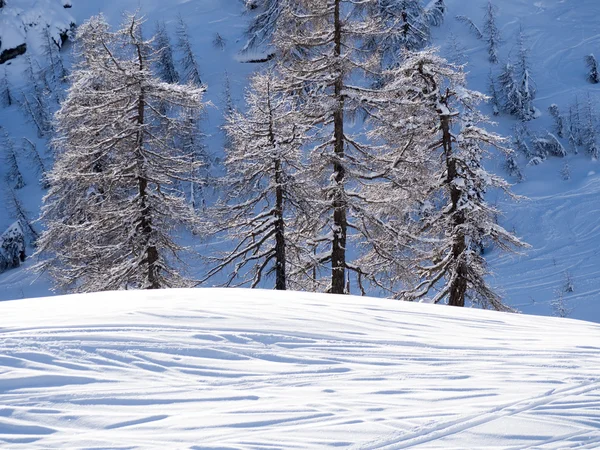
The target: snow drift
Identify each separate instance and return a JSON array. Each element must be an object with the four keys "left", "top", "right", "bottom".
[{"left": 0, "top": 288, "right": 599, "bottom": 448}]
